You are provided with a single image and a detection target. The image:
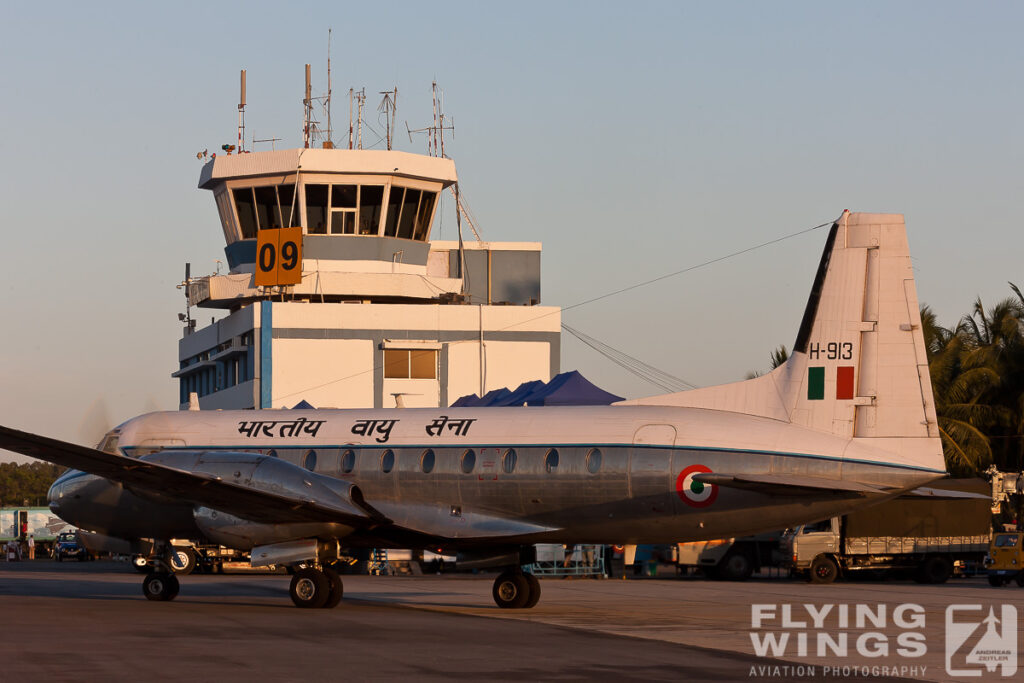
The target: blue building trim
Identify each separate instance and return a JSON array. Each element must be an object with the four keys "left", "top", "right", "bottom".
[{"left": 260, "top": 301, "right": 272, "bottom": 409}]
